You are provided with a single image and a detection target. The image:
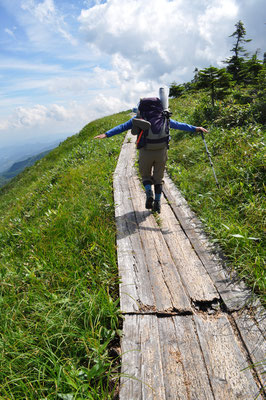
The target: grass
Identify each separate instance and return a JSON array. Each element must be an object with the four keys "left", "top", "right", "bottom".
[
  {"left": 167, "top": 92, "right": 265, "bottom": 304},
  {"left": 0, "top": 111, "right": 129, "bottom": 399}
]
